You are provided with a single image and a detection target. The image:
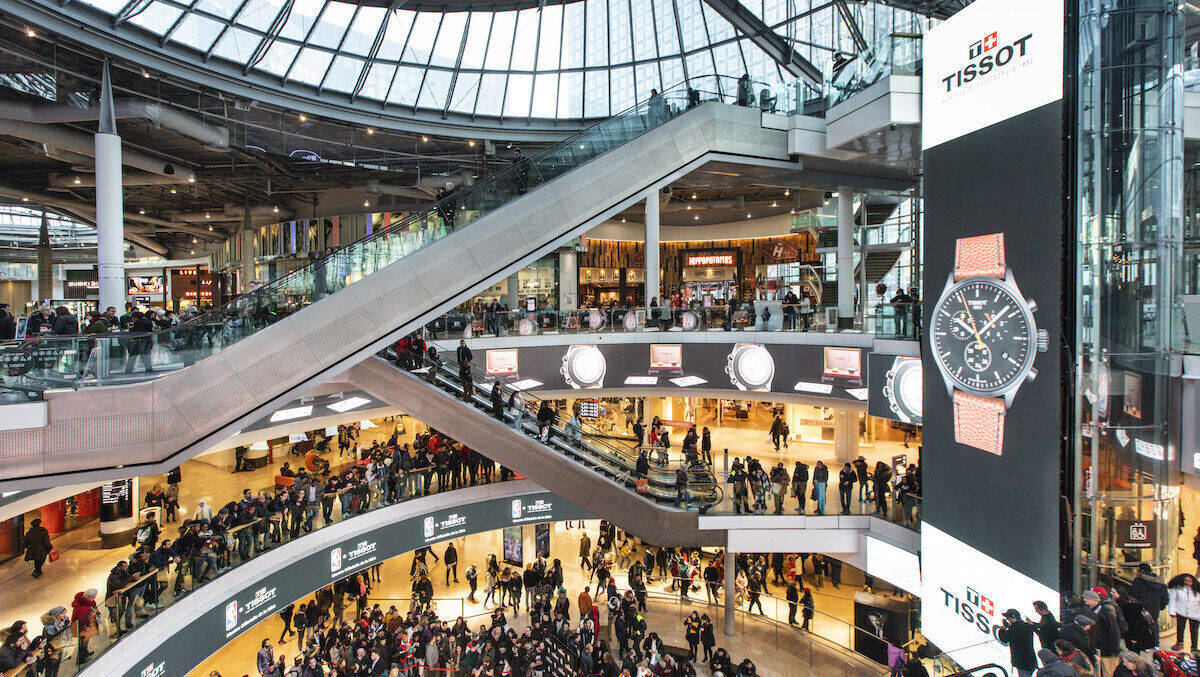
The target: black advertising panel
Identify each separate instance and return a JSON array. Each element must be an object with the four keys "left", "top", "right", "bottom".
[
  {"left": 479, "top": 341, "right": 870, "bottom": 404},
  {"left": 868, "top": 353, "right": 923, "bottom": 425},
  {"left": 100, "top": 479, "right": 134, "bottom": 521},
  {"left": 125, "top": 491, "right": 589, "bottom": 677},
  {"left": 919, "top": 0, "right": 1065, "bottom": 672}
]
